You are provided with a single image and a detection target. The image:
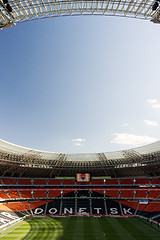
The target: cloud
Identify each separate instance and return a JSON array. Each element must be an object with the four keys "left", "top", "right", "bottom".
[
  {"left": 72, "top": 138, "right": 85, "bottom": 146},
  {"left": 111, "top": 133, "right": 157, "bottom": 145},
  {"left": 147, "top": 99, "right": 160, "bottom": 109},
  {"left": 144, "top": 120, "right": 159, "bottom": 127},
  {"left": 121, "top": 123, "right": 129, "bottom": 127},
  {"left": 147, "top": 99, "right": 157, "bottom": 104}
]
